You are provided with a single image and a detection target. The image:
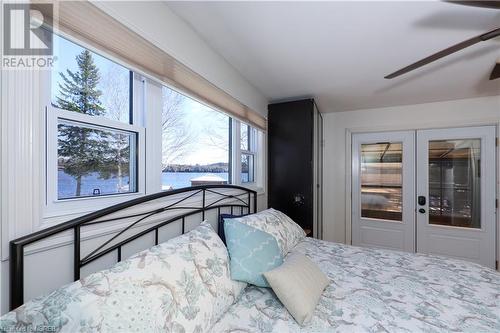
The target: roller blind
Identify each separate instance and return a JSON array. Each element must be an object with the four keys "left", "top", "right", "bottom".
[{"left": 34, "top": 1, "right": 266, "bottom": 130}]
